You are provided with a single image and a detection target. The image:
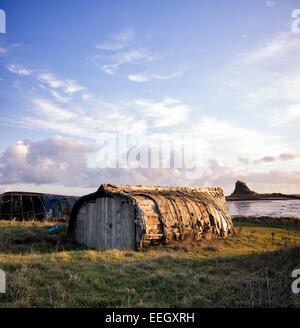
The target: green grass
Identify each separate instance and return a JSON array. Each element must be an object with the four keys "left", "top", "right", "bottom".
[{"left": 0, "top": 217, "right": 300, "bottom": 308}]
